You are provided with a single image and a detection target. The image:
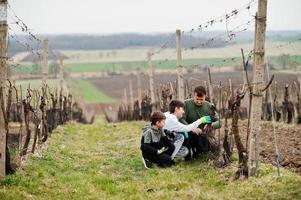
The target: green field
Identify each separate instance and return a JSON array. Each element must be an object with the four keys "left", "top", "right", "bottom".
[
  {"left": 269, "top": 54, "right": 301, "bottom": 66},
  {"left": 12, "top": 58, "right": 241, "bottom": 74},
  {"left": 15, "top": 79, "right": 115, "bottom": 104},
  {"left": 1, "top": 119, "right": 300, "bottom": 199},
  {"left": 13, "top": 53, "right": 301, "bottom": 75},
  {"left": 67, "top": 79, "right": 115, "bottom": 104},
  {"left": 16, "top": 79, "right": 59, "bottom": 92},
  {"left": 16, "top": 55, "right": 301, "bottom": 74},
  {"left": 64, "top": 55, "right": 301, "bottom": 73},
  {"left": 10, "top": 64, "right": 35, "bottom": 74},
  {"left": 64, "top": 57, "right": 242, "bottom": 73}
]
